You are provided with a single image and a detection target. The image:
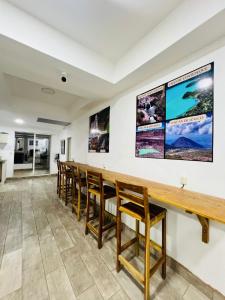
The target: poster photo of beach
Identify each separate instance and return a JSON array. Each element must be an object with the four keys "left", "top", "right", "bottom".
[
  {"left": 136, "top": 85, "right": 165, "bottom": 126},
  {"left": 136, "top": 123, "right": 165, "bottom": 159},
  {"left": 88, "top": 107, "right": 110, "bottom": 153},
  {"left": 165, "top": 113, "right": 213, "bottom": 162},
  {"left": 166, "top": 63, "right": 214, "bottom": 121}
]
